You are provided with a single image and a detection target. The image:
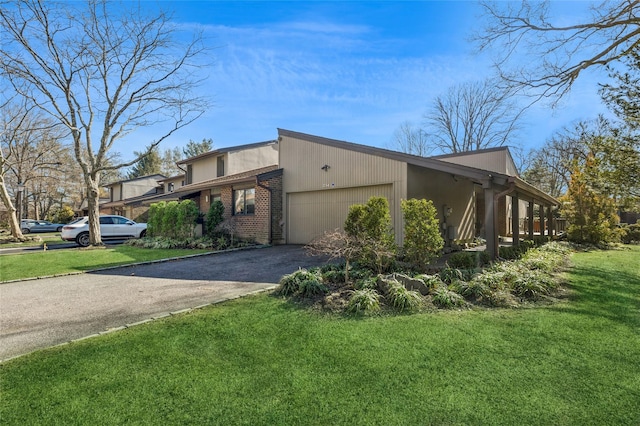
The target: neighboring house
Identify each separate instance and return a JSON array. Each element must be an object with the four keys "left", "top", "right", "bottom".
[
  {"left": 277, "top": 129, "right": 559, "bottom": 258},
  {"left": 159, "top": 174, "right": 186, "bottom": 194},
  {"left": 151, "top": 140, "right": 280, "bottom": 244},
  {"left": 100, "top": 174, "right": 166, "bottom": 222}
]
